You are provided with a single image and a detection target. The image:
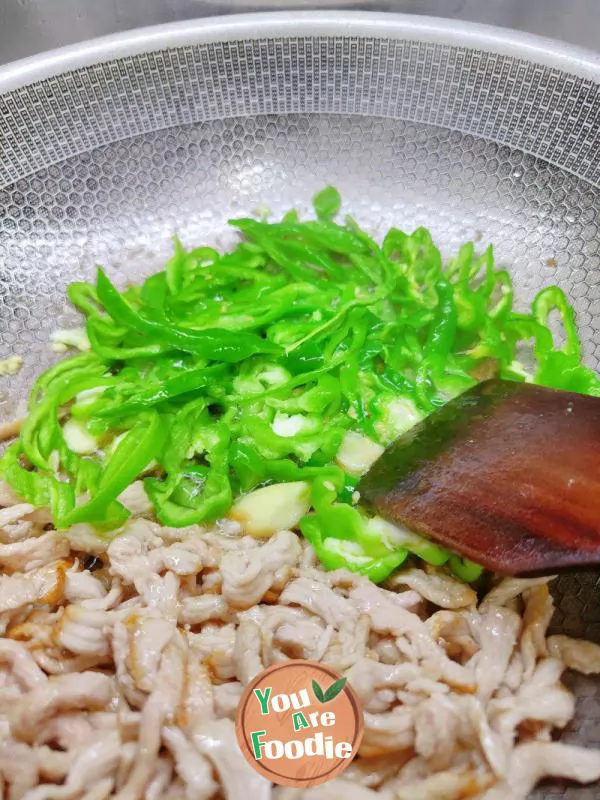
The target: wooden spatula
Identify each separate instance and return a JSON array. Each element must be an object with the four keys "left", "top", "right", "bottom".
[{"left": 359, "top": 379, "right": 600, "bottom": 576}]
